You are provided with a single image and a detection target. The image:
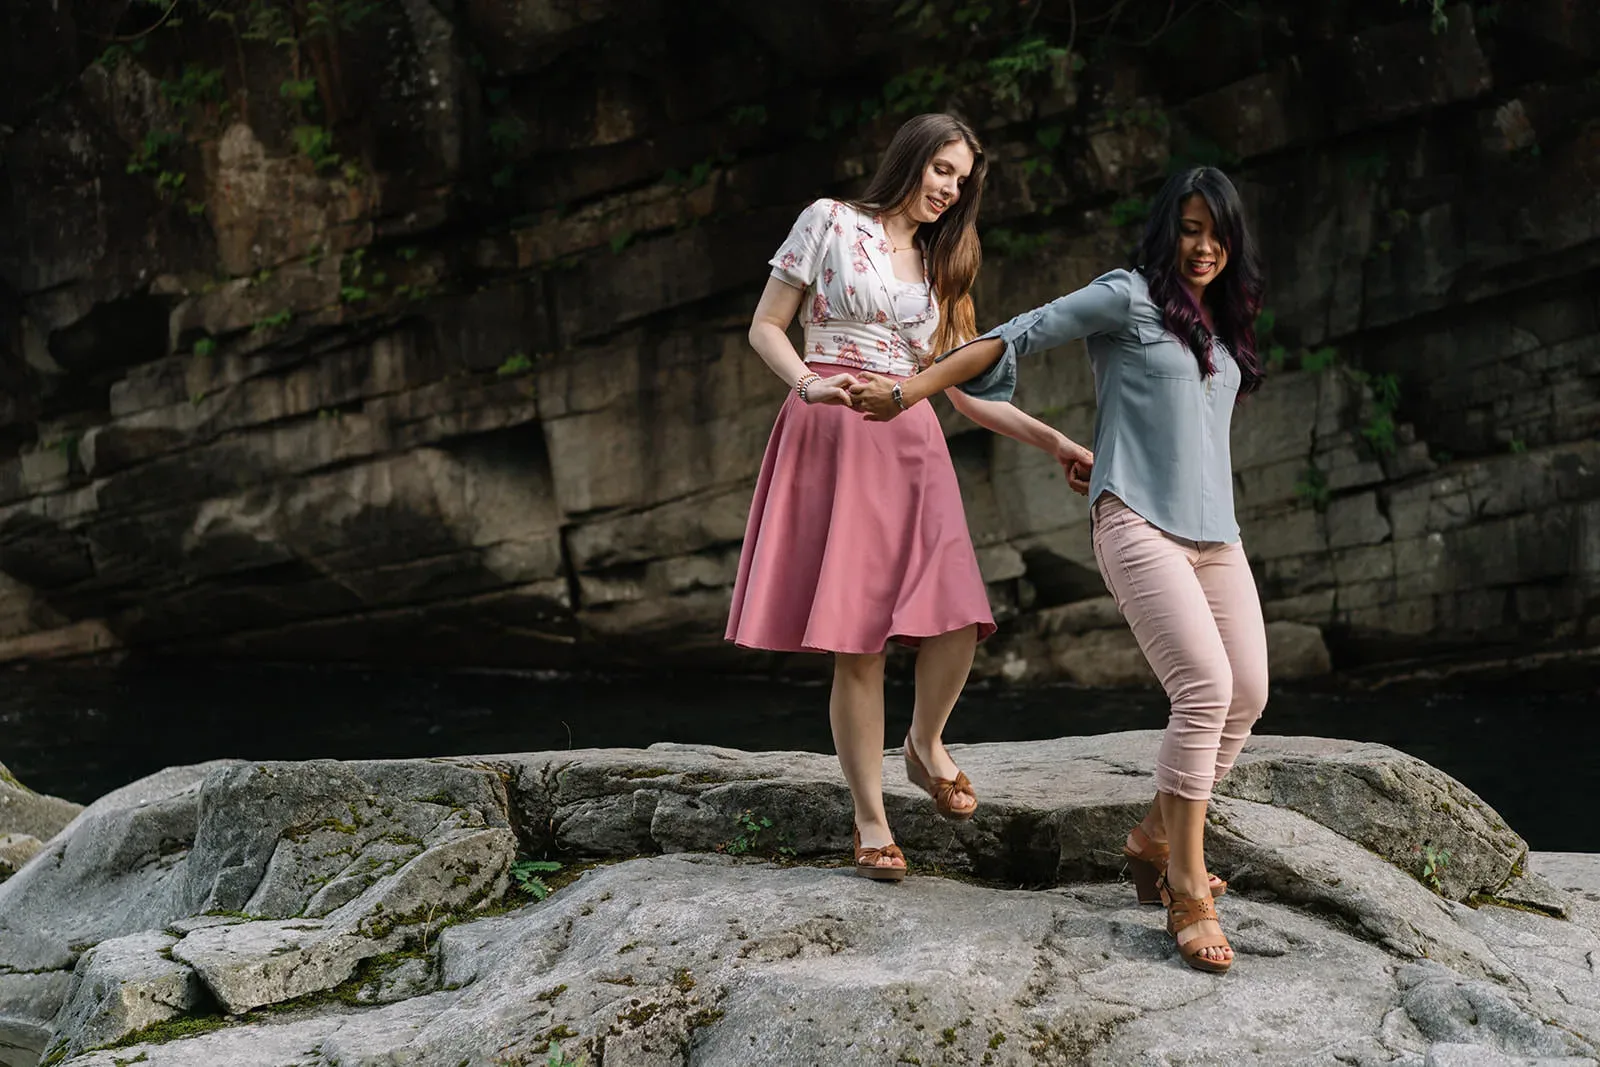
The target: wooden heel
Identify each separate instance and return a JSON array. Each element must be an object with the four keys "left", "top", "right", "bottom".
[
  {"left": 1125, "top": 852, "right": 1164, "bottom": 905},
  {"left": 1123, "top": 823, "right": 1228, "bottom": 906}
]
